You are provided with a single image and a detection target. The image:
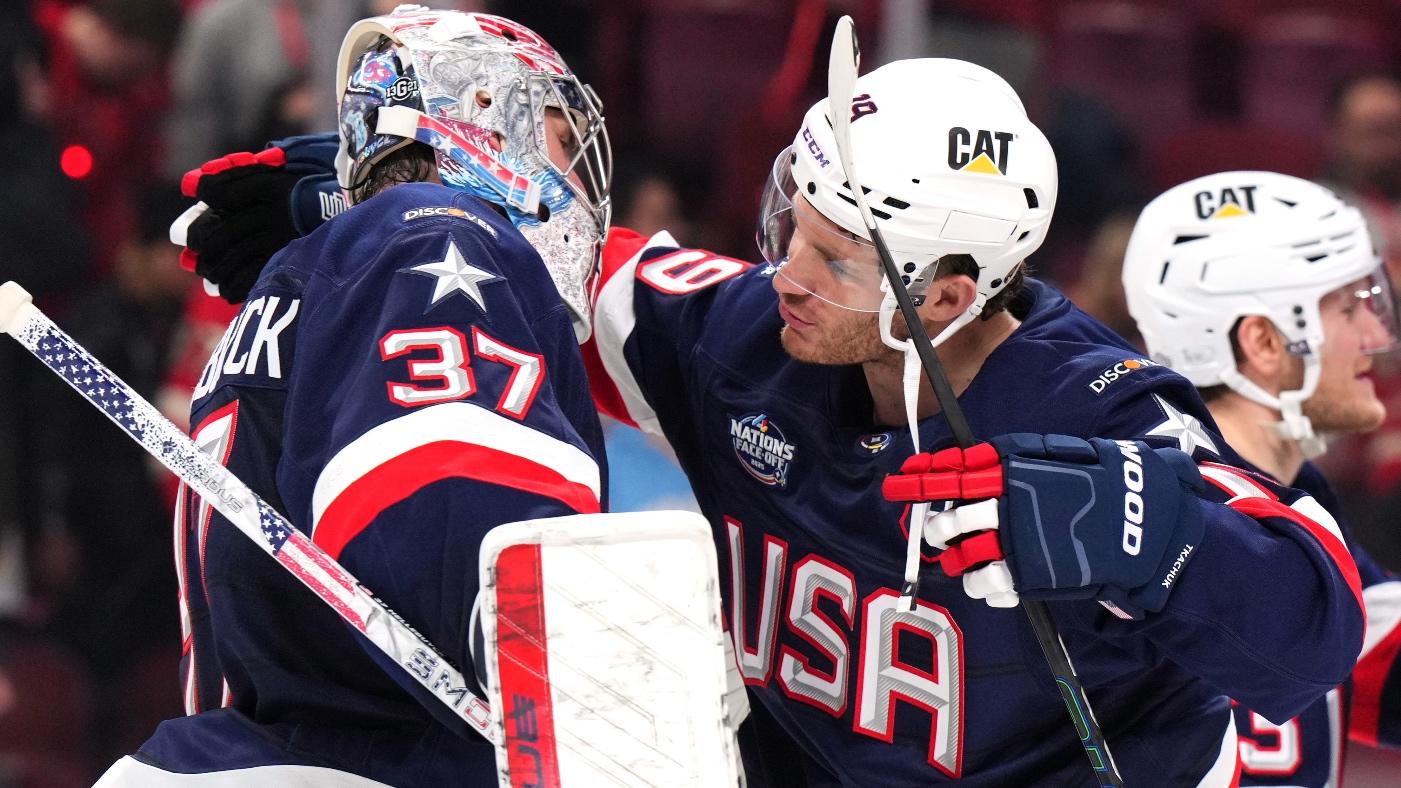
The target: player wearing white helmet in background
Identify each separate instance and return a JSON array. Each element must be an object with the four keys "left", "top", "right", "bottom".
[
  {"left": 1123, "top": 171, "right": 1401, "bottom": 786},
  {"left": 1123, "top": 173, "right": 1397, "bottom": 460},
  {"left": 169, "top": 44, "right": 1369, "bottom": 788}
]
